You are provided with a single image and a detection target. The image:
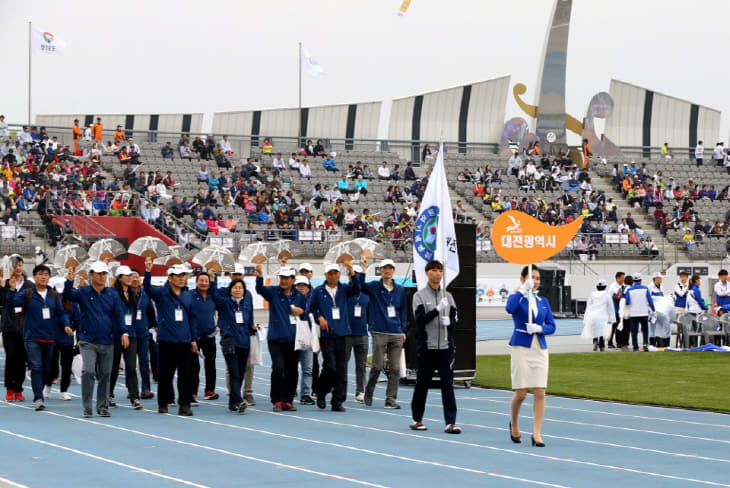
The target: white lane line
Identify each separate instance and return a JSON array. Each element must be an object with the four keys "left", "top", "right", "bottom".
[
  {"left": 454, "top": 396, "right": 730, "bottom": 429},
  {"left": 0, "top": 477, "right": 30, "bottom": 488},
  {"left": 0, "top": 428, "right": 211, "bottom": 488},
  {"left": 4, "top": 402, "right": 391, "bottom": 488},
  {"left": 216, "top": 374, "right": 730, "bottom": 445}
]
